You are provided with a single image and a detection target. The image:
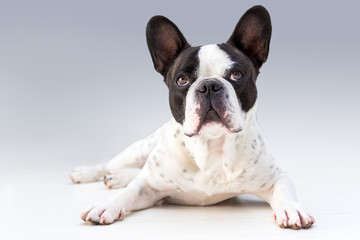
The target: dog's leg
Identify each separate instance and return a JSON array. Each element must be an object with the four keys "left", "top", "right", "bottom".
[
  {"left": 69, "top": 137, "right": 149, "bottom": 184},
  {"left": 69, "top": 164, "right": 106, "bottom": 184},
  {"left": 102, "top": 124, "right": 166, "bottom": 187},
  {"left": 70, "top": 122, "right": 167, "bottom": 184},
  {"left": 105, "top": 132, "right": 159, "bottom": 170},
  {"left": 81, "top": 175, "right": 165, "bottom": 224},
  {"left": 258, "top": 173, "right": 315, "bottom": 229},
  {"left": 104, "top": 168, "right": 141, "bottom": 189}
]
